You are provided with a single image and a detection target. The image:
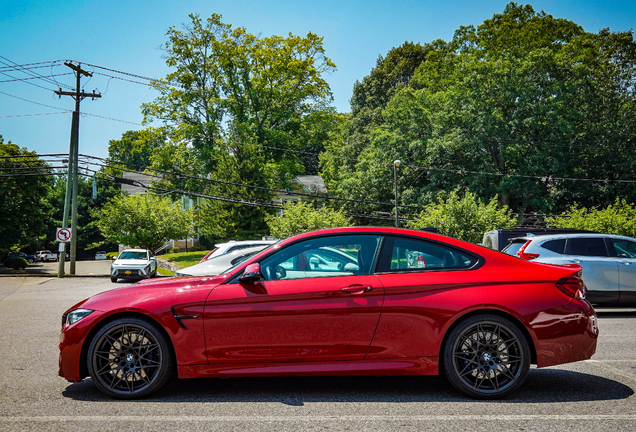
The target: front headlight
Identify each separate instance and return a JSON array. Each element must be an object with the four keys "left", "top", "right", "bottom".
[{"left": 64, "top": 309, "right": 93, "bottom": 327}]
